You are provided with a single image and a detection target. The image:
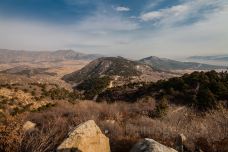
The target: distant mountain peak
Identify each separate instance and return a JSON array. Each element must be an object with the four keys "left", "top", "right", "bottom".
[
  {"left": 0, "top": 49, "right": 103, "bottom": 63},
  {"left": 188, "top": 55, "right": 228, "bottom": 61},
  {"left": 53, "top": 49, "right": 77, "bottom": 54},
  {"left": 62, "top": 56, "right": 172, "bottom": 84},
  {"left": 140, "top": 56, "right": 227, "bottom": 71}
]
